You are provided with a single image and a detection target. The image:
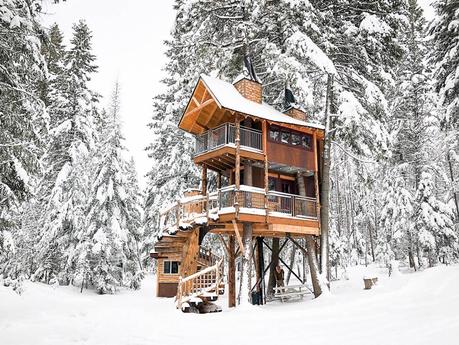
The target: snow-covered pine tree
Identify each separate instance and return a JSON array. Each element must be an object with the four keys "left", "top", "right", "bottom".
[
  {"left": 430, "top": 0, "right": 459, "bottom": 219},
  {"left": 378, "top": 175, "right": 414, "bottom": 267},
  {"left": 33, "top": 20, "right": 100, "bottom": 285},
  {"left": 0, "top": 0, "right": 48, "bottom": 281},
  {"left": 82, "top": 82, "right": 144, "bottom": 293},
  {"left": 414, "top": 171, "right": 457, "bottom": 266}
]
